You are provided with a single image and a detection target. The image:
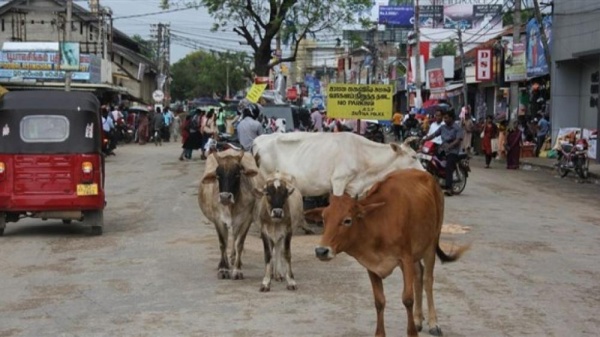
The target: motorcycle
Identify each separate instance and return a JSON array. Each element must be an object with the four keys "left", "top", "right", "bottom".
[
  {"left": 206, "top": 133, "right": 243, "bottom": 154},
  {"left": 364, "top": 122, "right": 385, "bottom": 143},
  {"left": 115, "top": 118, "right": 133, "bottom": 144},
  {"left": 417, "top": 140, "right": 470, "bottom": 195},
  {"left": 406, "top": 127, "right": 424, "bottom": 150},
  {"left": 556, "top": 139, "right": 589, "bottom": 179}
]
